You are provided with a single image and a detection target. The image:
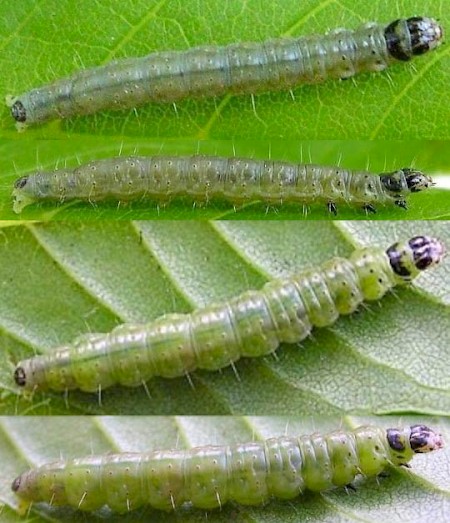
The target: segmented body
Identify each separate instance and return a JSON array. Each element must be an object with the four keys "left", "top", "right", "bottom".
[
  {"left": 12, "top": 155, "right": 434, "bottom": 214},
  {"left": 11, "top": 425, "right": 444, "bottom": 513},
  {"left": 6, "top": 17, "right": 443, "bottom": 128},
  {"left": 13, "top": 236, "right": 444, "bottom": 393}
]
